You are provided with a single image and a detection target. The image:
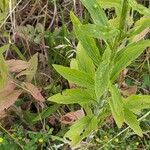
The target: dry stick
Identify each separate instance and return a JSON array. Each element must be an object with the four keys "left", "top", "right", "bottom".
[
  {"left": 0, "top": 0, "right": 23, "bottom": 28},
  {"left": 98, "top": 111, "right": 150, "bottom": 150}
]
